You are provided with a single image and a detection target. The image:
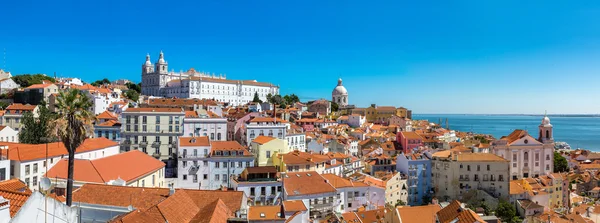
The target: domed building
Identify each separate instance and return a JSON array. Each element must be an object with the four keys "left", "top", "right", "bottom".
[{"left": 332, "top": 78, "right": 348, "bottom": 107}]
